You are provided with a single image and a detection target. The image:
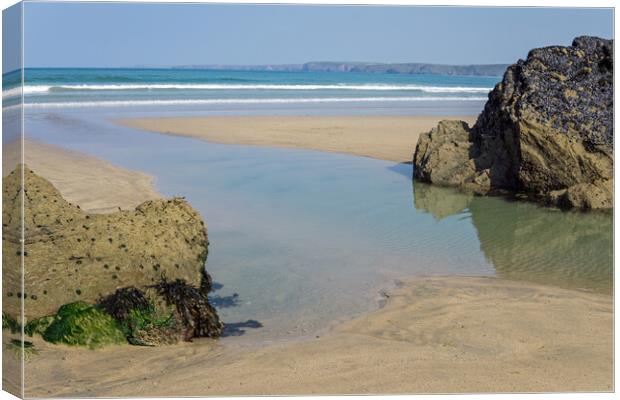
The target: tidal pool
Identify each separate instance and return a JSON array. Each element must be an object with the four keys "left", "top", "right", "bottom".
[{"left": 24, "top": 108, "right": 613, "bottom": 346}]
